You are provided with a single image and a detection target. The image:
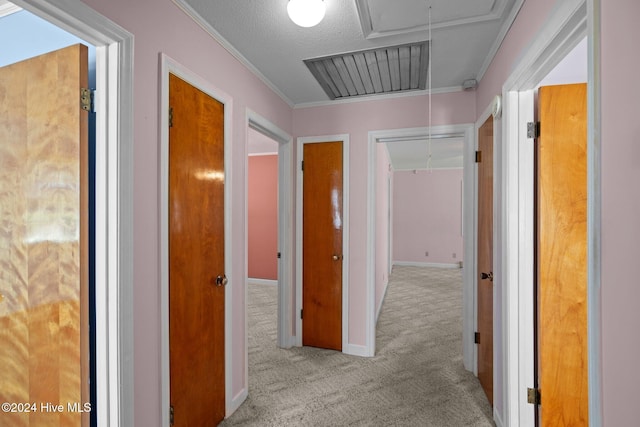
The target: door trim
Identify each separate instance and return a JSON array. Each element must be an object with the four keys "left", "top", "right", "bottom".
[
  {"left": 295, "top": 135, "right": 350, "bottom": 353},
  {"left": 160, "top": 54, "right": 234, "bottom": 422},
  {"left": 246, "top": 110, "right": 295, "bottom": 350},
  {"left": 499, "top": 0, "right": 601, "bottom": 425},
  {"left": 11, "top": 1, "right": 135, "bottom": 425},
  {"left": 367, "top": 125, "right": 475, "bottom": 360}
]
